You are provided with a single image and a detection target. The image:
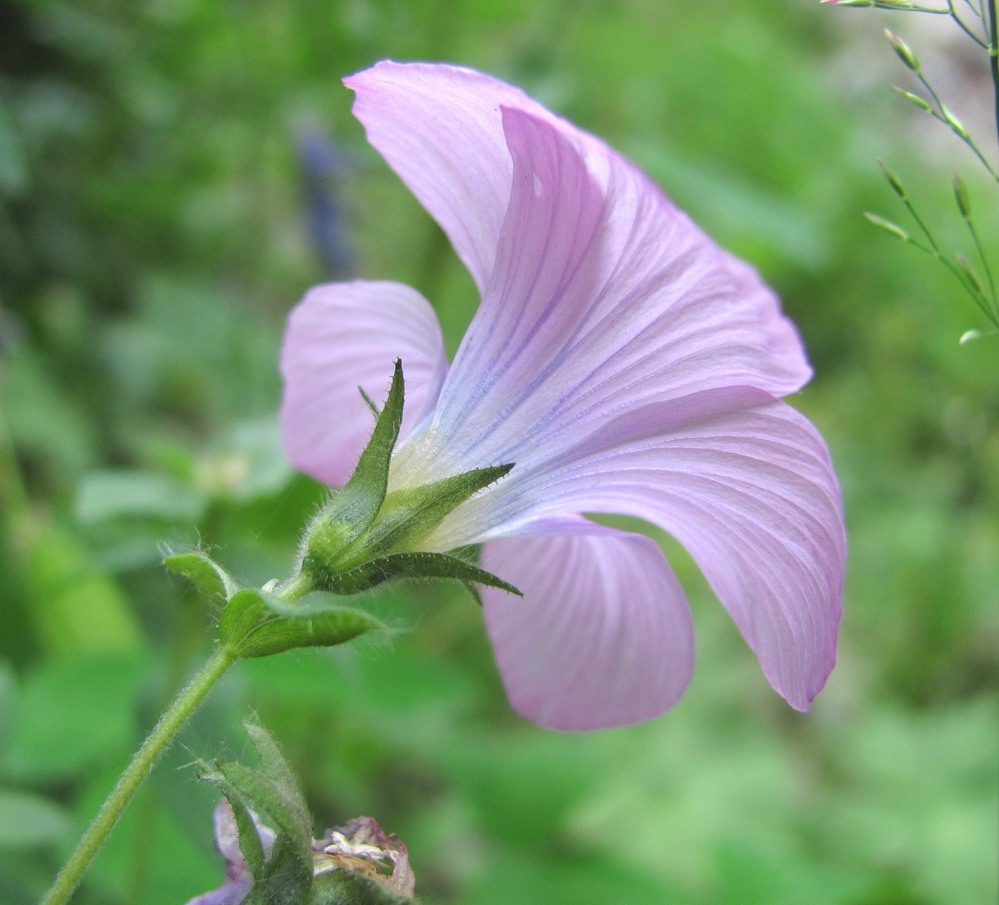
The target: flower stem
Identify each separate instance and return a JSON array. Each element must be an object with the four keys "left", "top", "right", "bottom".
[
  {"left": 988, "top": 0, "right": 999, "bottom": 154},
  {"left": 40, "top": 646, "right": 238, "bottom": 905}
]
